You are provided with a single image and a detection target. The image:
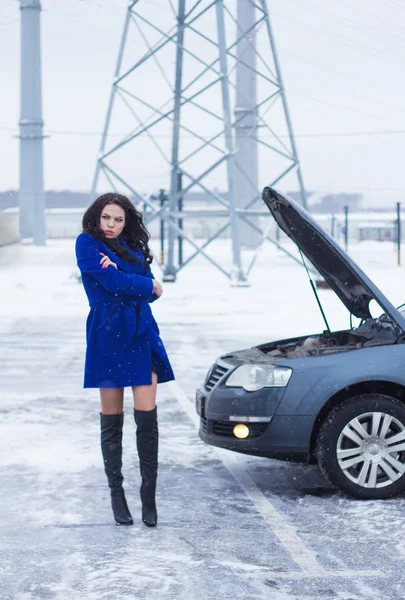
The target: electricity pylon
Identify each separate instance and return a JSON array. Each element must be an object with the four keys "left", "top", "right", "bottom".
[{"left": 92, "top": 0, "right": 307, "bottom": 283}]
